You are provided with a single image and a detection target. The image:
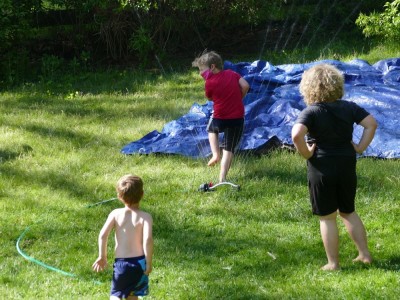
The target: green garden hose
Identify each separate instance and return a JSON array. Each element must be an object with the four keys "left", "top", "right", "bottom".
[
  {"left": 16, "top": 197, "right": 117, "bottom": 281},
  {"left": 16, "top": 226, "right": 77, "bottom": 278}
]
